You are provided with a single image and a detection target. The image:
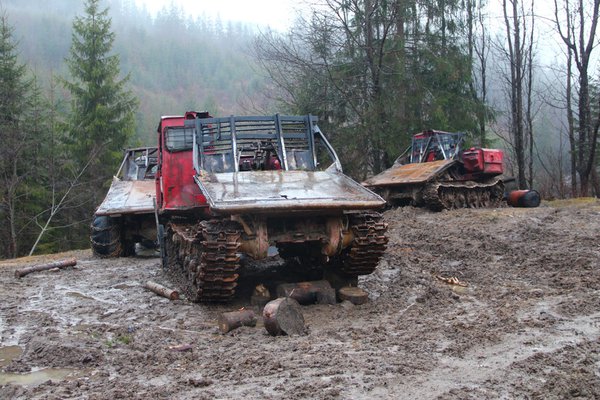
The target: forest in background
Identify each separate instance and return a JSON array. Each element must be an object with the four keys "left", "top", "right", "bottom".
[
  {"left": 0, "top": 0, "right": 599, "bottom": 259},
  {"left": 3, "top": 0, "right": 272, "bottom": 143}
]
